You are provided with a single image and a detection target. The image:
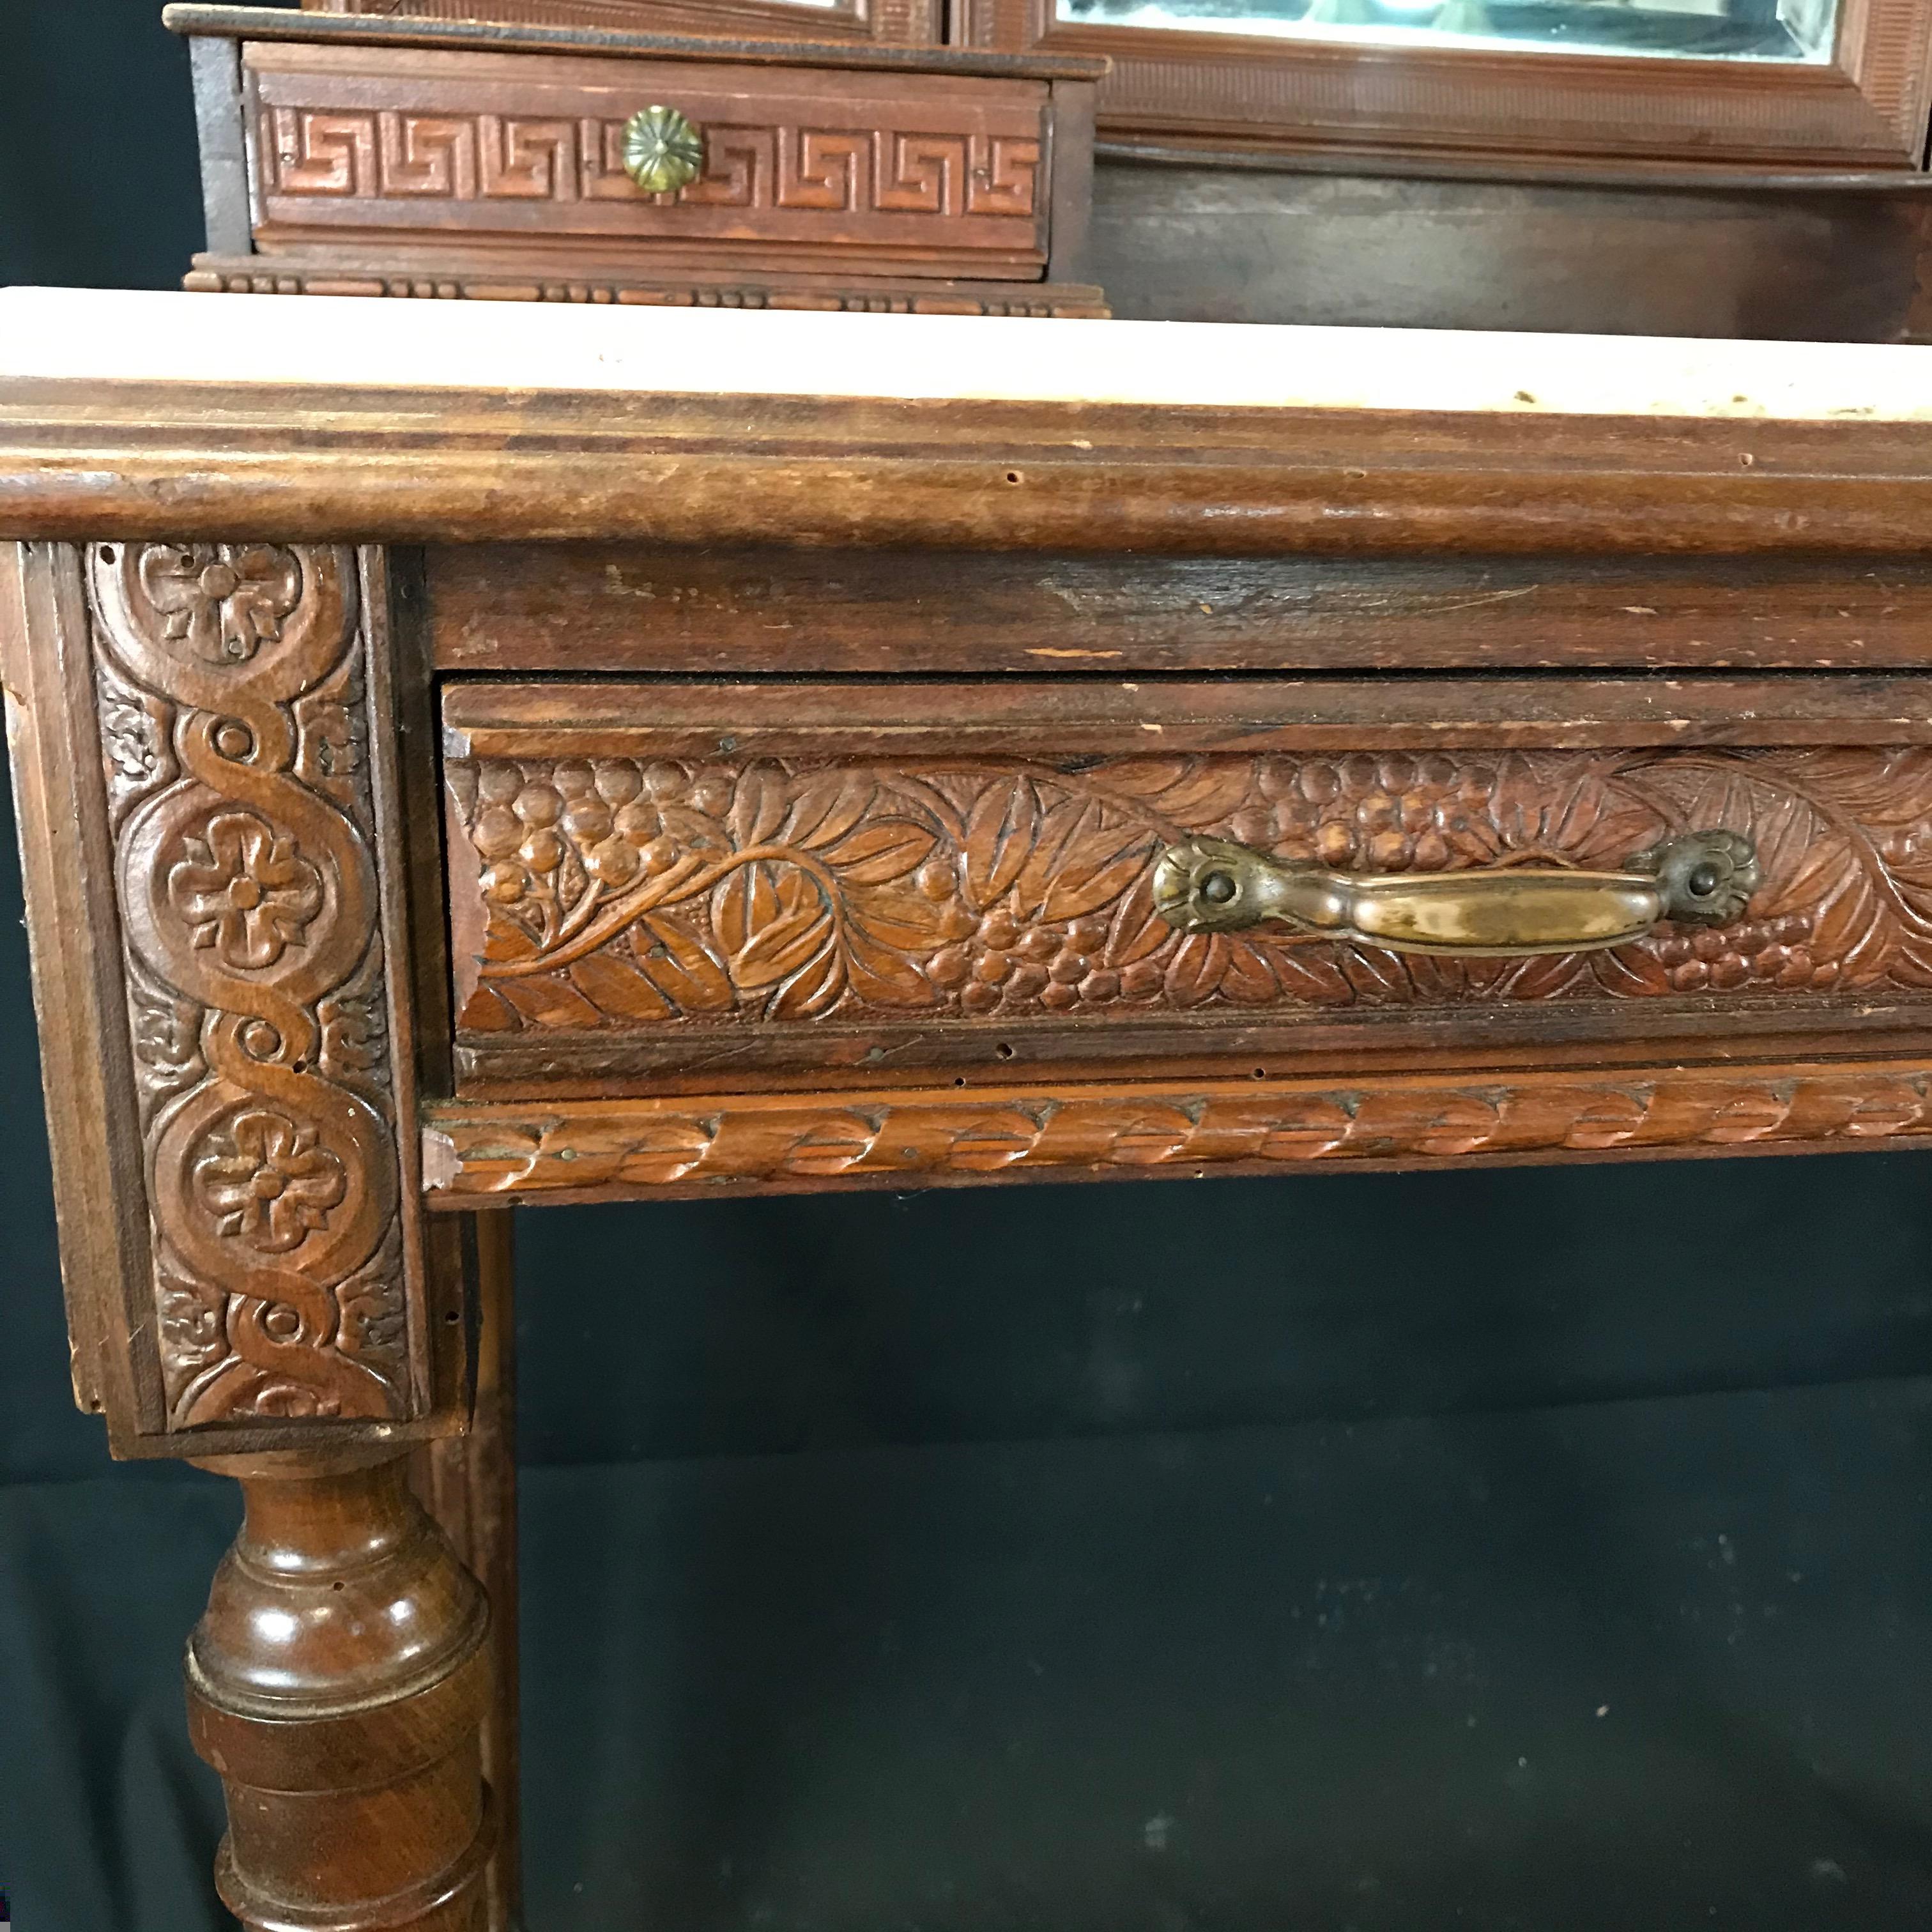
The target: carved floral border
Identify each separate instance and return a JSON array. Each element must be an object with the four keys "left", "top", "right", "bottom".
[
  {"left": 447, "top": 746, "right": 1932, "bottom": 1038},
  {"left": 91, "top": 540, "right": 412, "bottom": 1427}
]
